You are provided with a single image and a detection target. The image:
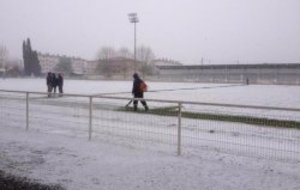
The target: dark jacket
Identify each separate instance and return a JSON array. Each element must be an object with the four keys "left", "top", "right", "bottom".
[
  {"left": 132, "top": 73, "right": 143, "bottom": 94},
  {"left": 51, "top": 73, "right": 58, "bottom": 87},
  {"left": 46, "top": 73, "right": 52, "bottom": 86},
  {"left": 57, "top": 74, "right": 63, "bottom": 86}
]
